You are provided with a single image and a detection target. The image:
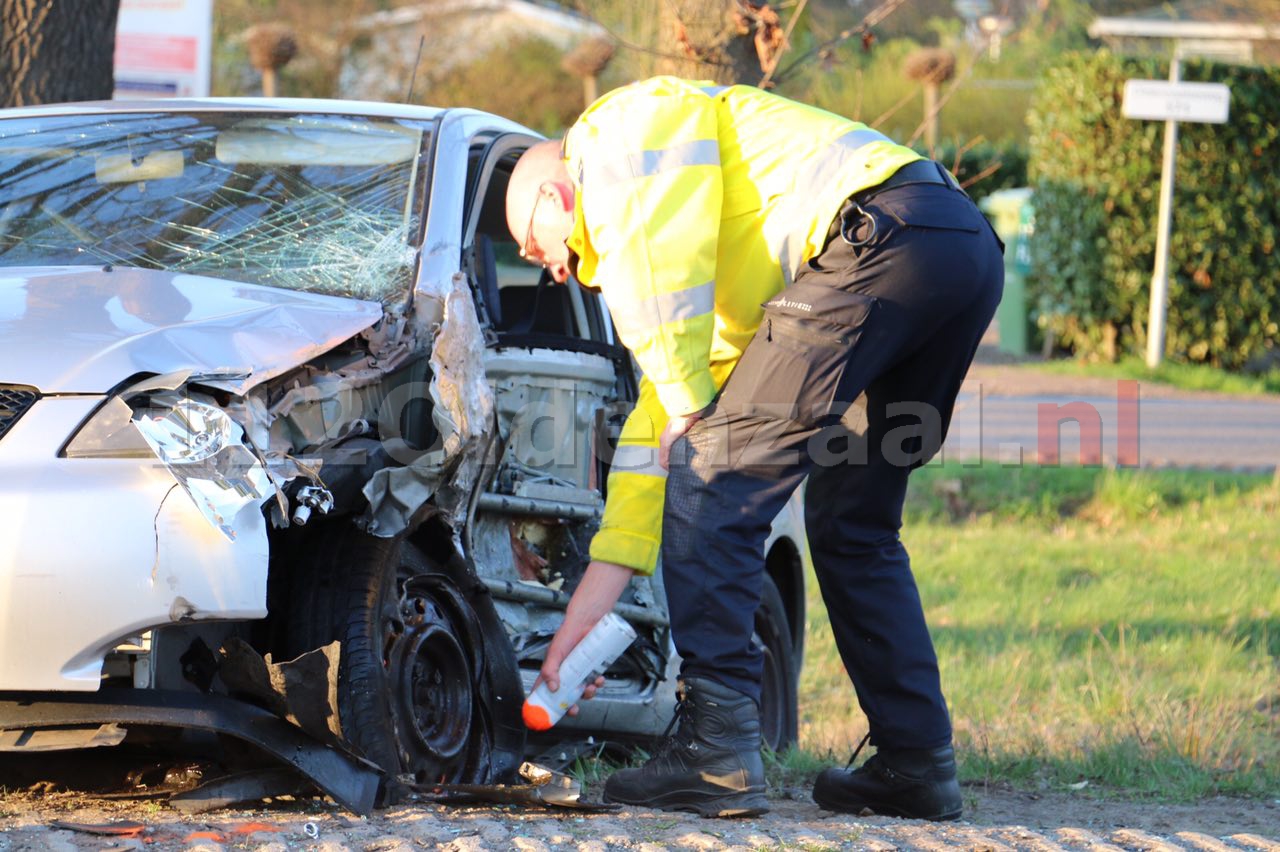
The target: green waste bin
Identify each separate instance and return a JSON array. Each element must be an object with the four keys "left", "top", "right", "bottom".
[{"left": 979, "top": 188, "right": 1034, "bottom": 357}]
